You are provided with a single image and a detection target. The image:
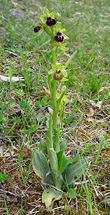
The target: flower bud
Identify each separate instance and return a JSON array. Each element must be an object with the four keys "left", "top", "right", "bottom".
[
  {"left": 53, "top": 71, "right": 64, "bottom": 81},
  {"left": 34, "top": 26, "right": 41, "bottom": 33}
]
